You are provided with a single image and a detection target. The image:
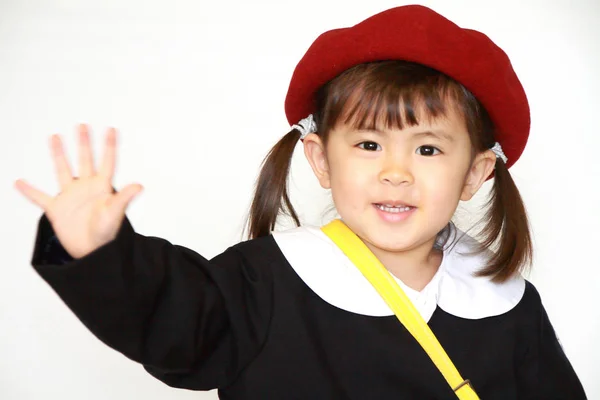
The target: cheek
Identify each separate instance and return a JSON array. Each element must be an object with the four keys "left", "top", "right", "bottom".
[
  {"left": 328, "top": 156, "right": 375, "bottom": 210},
  {"left": 421, "top": 162, "right": 468, "bottom": 209},
  {"left": 329, "top": 167, "right": 362, "bottom": 205},
  {"left": 330, "top": 156, "right": 372, "bottom": 189}
]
